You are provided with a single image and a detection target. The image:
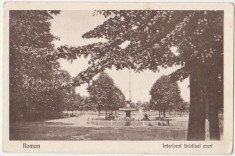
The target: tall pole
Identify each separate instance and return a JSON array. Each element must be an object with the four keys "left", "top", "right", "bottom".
[{"left": 129, "top": 69, "right": 131, "bottom": 101}]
